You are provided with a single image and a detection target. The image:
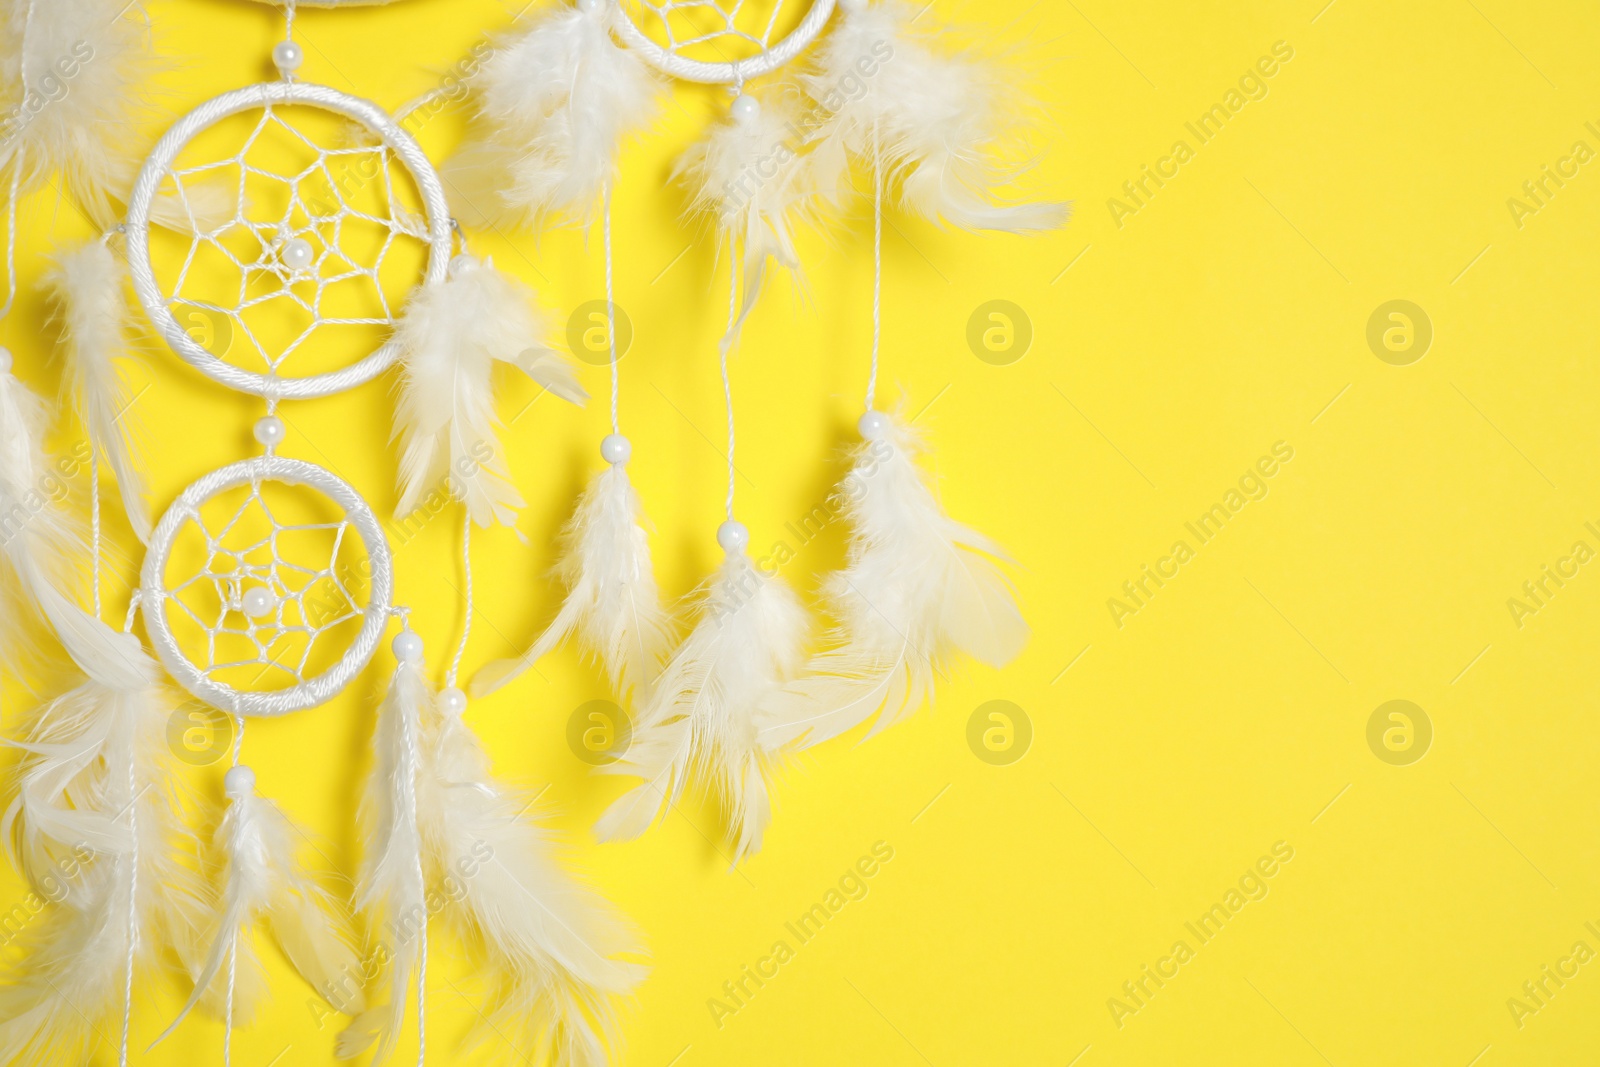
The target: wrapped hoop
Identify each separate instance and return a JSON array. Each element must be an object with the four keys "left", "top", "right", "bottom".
[
  {"left": 125, "top": 81, "right": 453, "bottom": 400},
  {"left": 614, "top": 0, "right": 837, "bottom": 84},
  {"left": 140, "top": 455, "right": 395, "bottom": 717}
]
